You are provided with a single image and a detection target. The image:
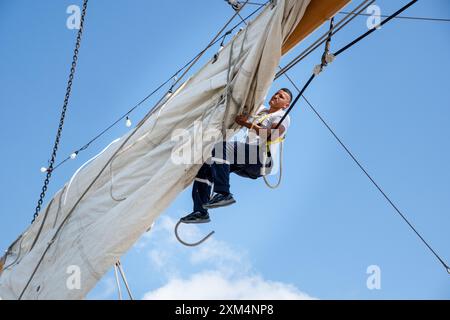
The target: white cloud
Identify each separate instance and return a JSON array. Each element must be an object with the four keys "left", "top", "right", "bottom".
[
  {"left": 148, "top": 249, "right": 170, "bottom": 269},
  {"left": 189, "top": 237, "right": 251, "bottom": 274},
  {"left": 138, "top": 215, "right": 315, "bottom": 300},
  {"left": 143, "top": 270, "right": 314, "bottom": 300}
]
